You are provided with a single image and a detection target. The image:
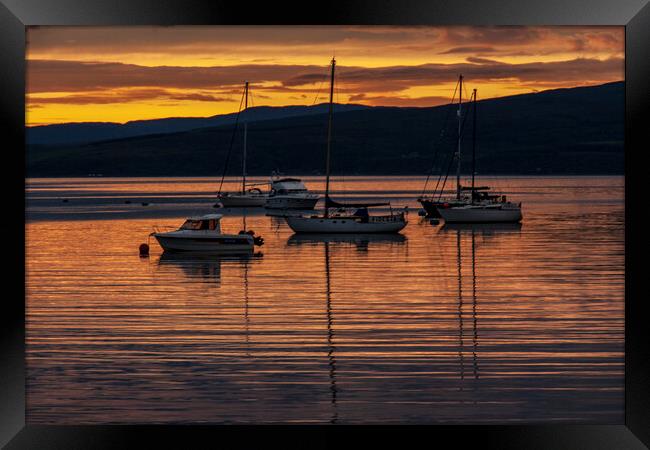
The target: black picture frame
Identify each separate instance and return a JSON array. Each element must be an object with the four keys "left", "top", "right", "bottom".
[{"left": 3, "top": 0, "right": 648, "bottom": 448}]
